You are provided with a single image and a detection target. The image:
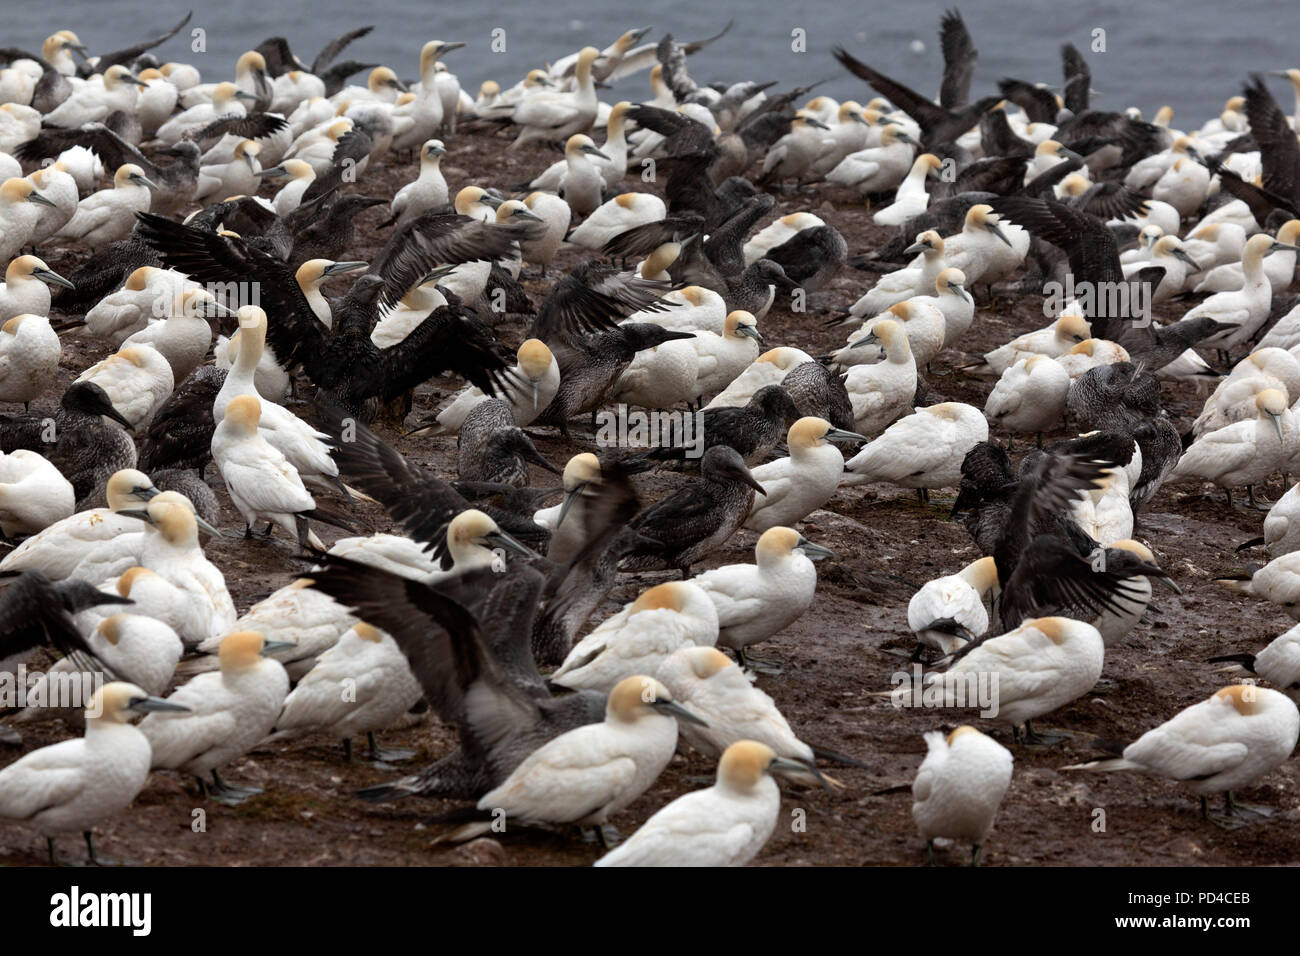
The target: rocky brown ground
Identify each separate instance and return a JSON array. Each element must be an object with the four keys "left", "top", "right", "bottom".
[{"left": 1, "top": 126, "right": 1297, "bottom": 867}]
